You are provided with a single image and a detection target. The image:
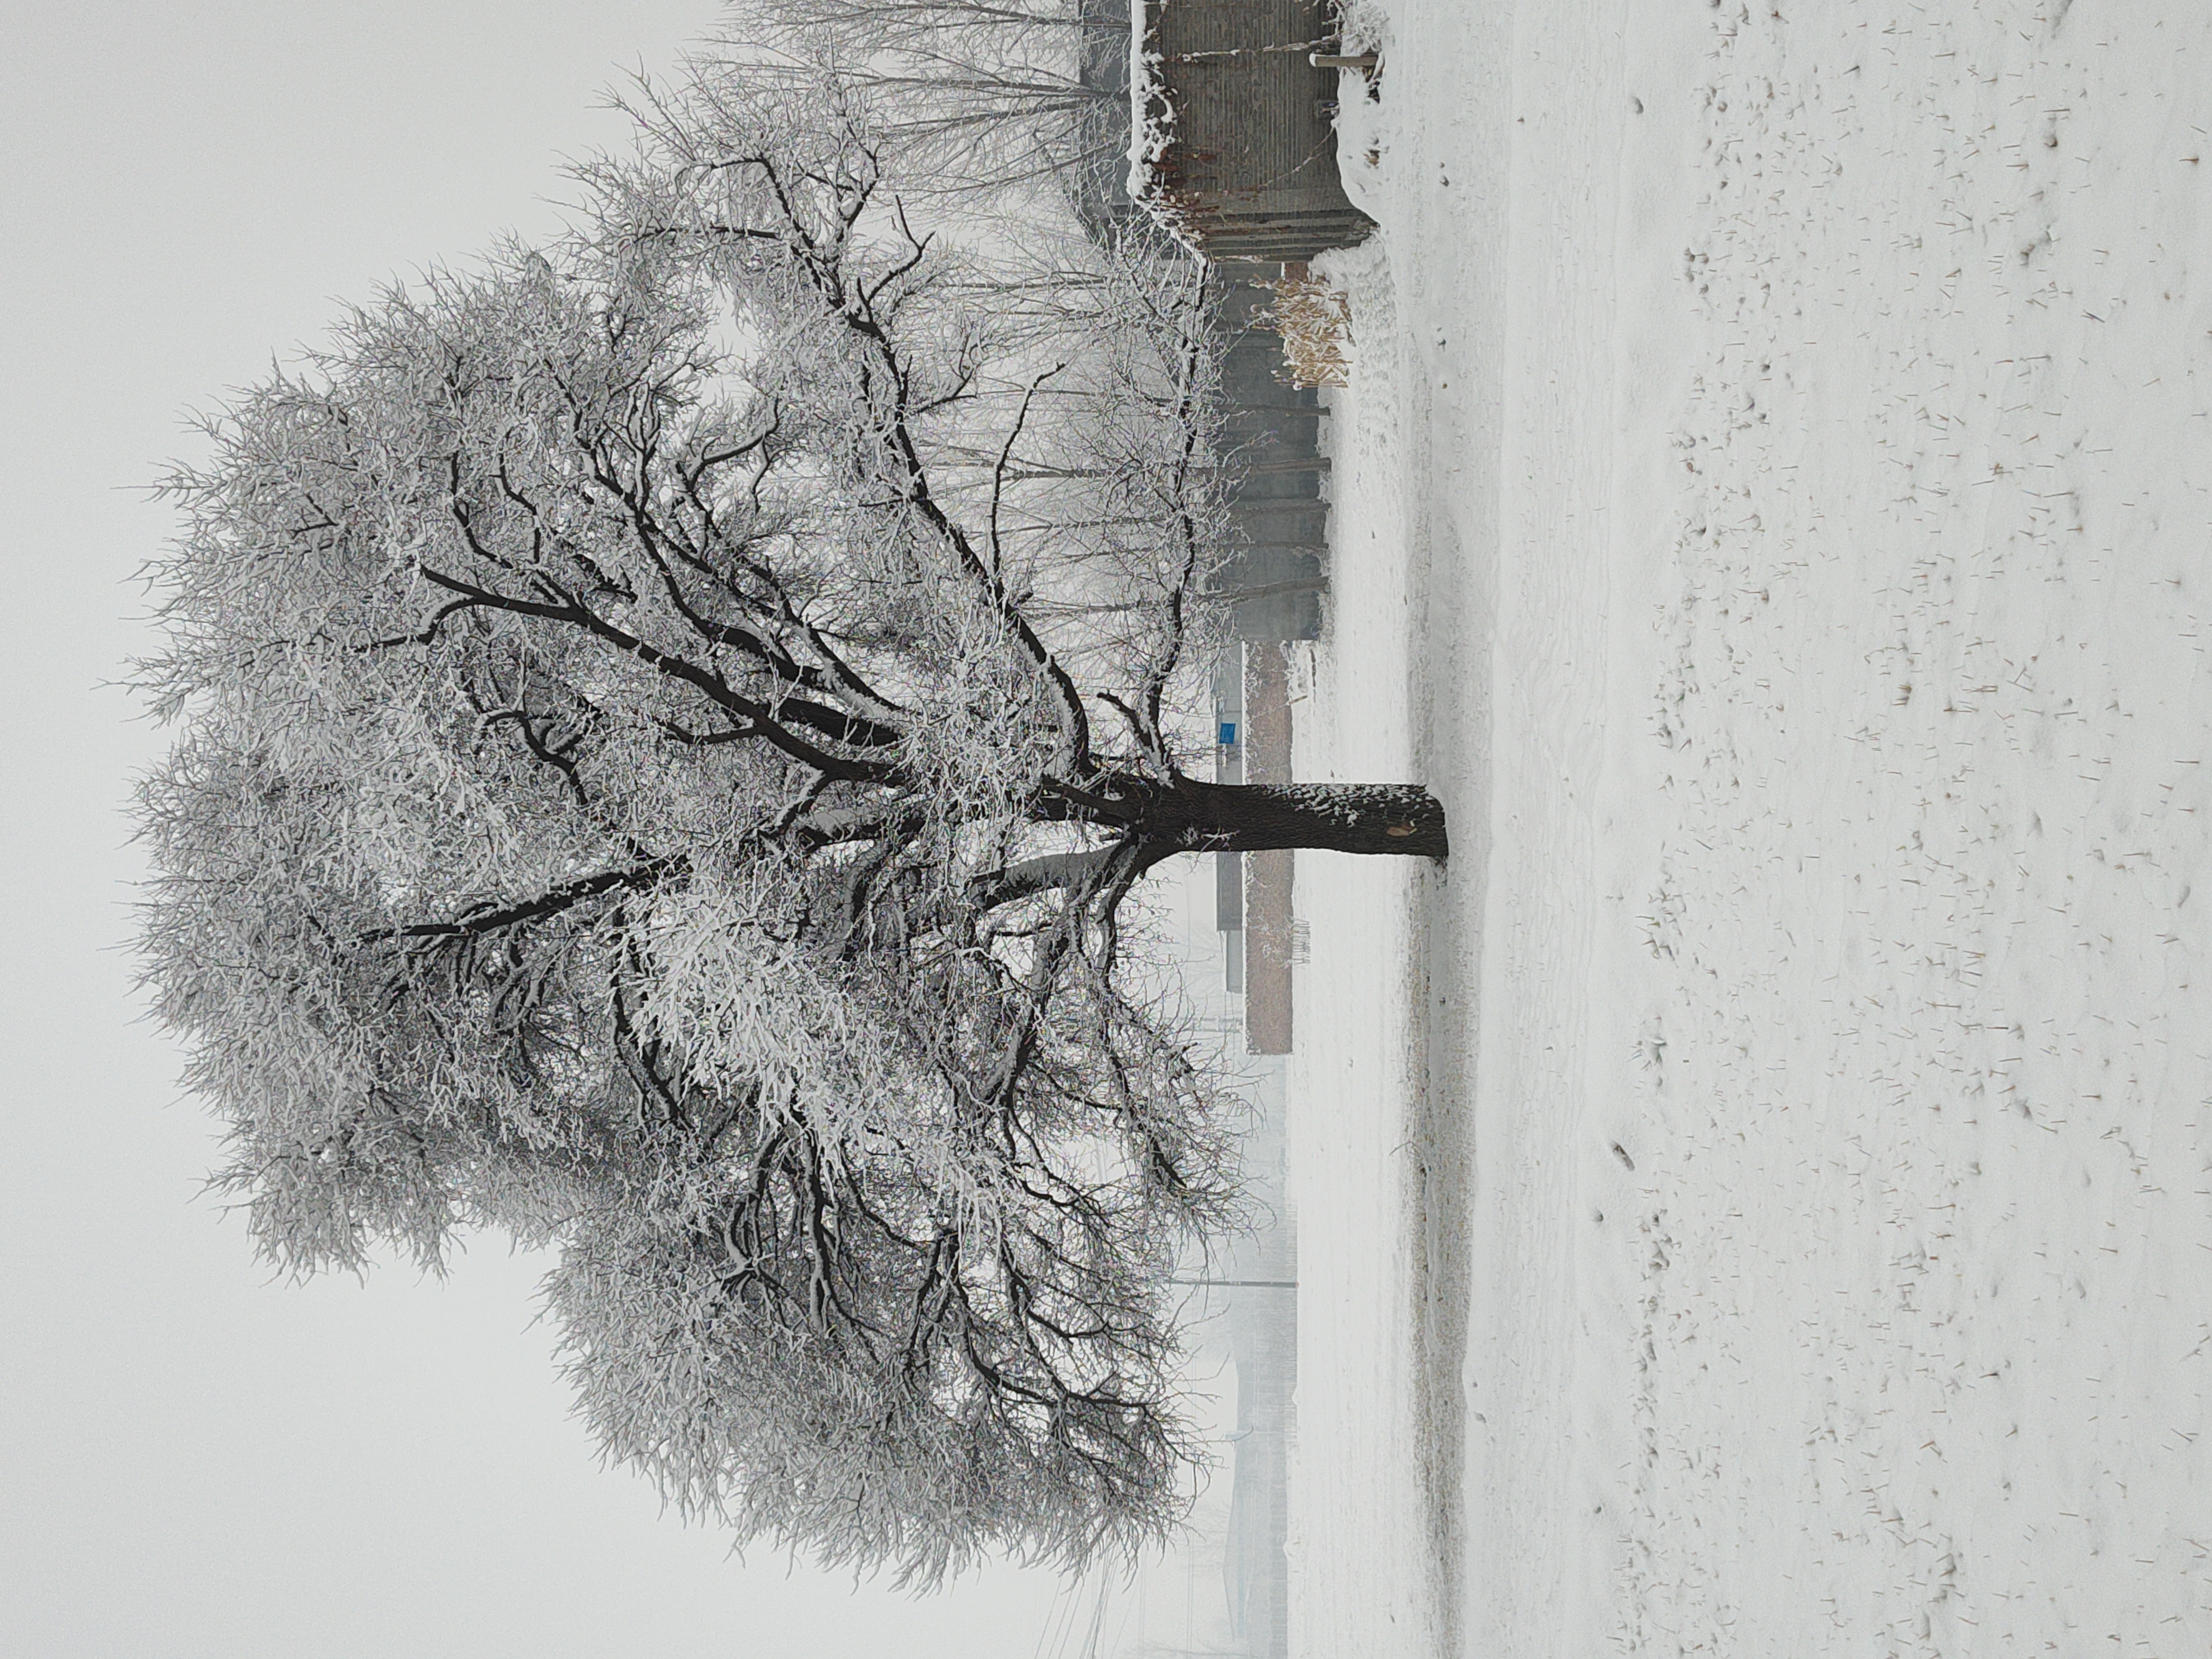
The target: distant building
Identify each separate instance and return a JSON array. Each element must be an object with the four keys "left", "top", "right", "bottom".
[
  {"left": 1211, "top": 280, "right": 1327, "bottom": 645},
  {"left": 1072, "top": 0, "right": 1139, "bottom": 230},
  {"left": 1130, "top": 0, "right": 1375, "bottom": 265}
]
